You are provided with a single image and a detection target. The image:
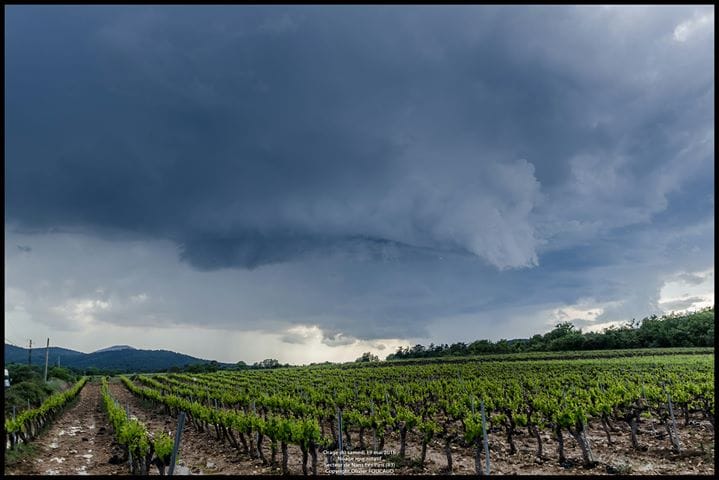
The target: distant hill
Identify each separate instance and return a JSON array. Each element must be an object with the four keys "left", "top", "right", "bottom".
[
  {"left": 3, "top": 343, "right": 233, "bottom": 373},
  {"left": 4, "top": 344, "right": 85, "bottom": 366}
]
